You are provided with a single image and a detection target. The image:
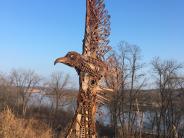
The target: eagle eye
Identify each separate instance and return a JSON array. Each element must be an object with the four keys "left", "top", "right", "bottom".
[{"left": 70, "top": 54, "right": 74, "bottom": 60}]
